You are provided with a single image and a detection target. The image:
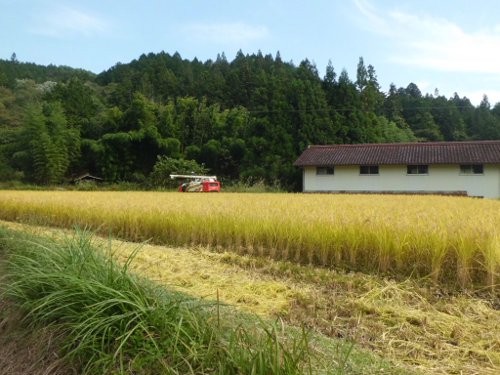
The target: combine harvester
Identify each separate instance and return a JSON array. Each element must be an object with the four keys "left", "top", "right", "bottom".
[{"left": 170, "top": 174, "right": 221, "bottom": 192}]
